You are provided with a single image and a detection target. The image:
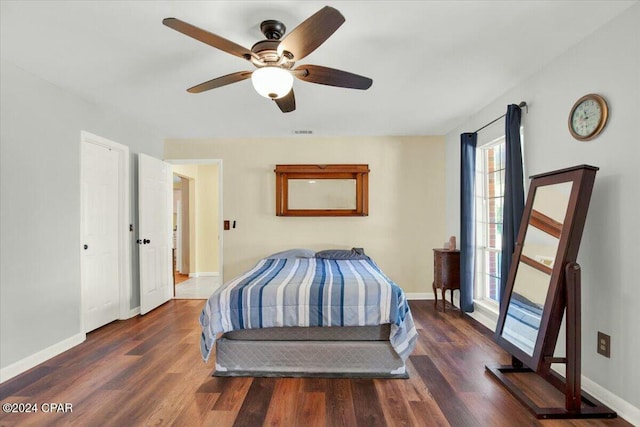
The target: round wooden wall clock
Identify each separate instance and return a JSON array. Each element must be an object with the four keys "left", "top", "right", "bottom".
[{"left": 568, "top": 94, "right": 609, "bottom": 141}]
